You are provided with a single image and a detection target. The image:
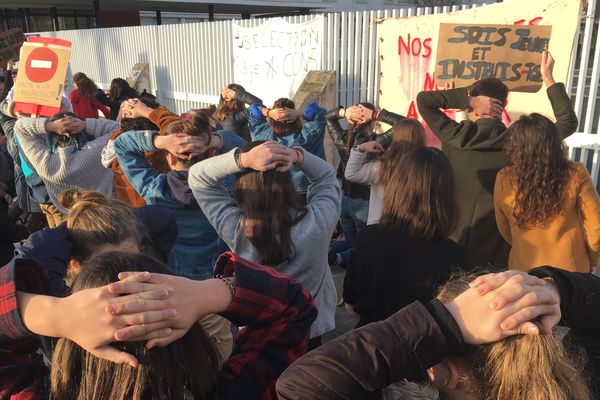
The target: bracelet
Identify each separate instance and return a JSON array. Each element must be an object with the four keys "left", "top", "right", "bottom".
[
  {"left": 234, "top": 149, "right": 245, "bottom": 170},
  {"left": 214, "top": 274, "right": 236, "bottom": 297}
]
